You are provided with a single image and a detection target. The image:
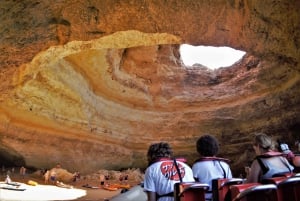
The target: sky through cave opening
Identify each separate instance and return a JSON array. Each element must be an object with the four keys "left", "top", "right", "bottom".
[{"left": 180, "top": 44, "right": 246, "bottom": 69}]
